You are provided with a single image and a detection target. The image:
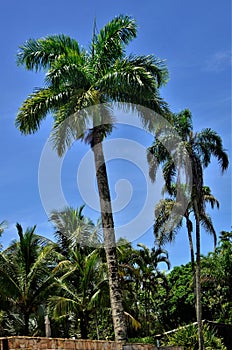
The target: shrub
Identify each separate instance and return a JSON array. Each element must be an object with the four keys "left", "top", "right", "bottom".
[{"left": 162, "top": 323, "right": 226, "bottom": 350}]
